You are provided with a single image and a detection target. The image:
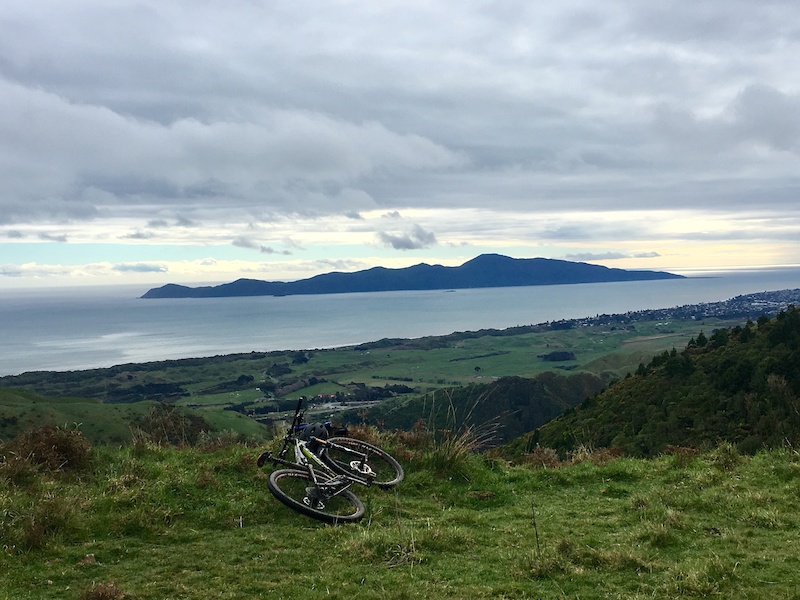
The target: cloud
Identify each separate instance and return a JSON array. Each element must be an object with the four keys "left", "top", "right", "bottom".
[
  {"left": 232, "top": 236, "right": 291, "bottom": 255},
  {"left": 232, "top": 237, "right": 260, "bottom": 250},
  {"left": 563, "top": 251, "right": 661, "bottom": 261},
  {"left": 123, "top": 231, "right": 154, "bottom": 240},
  {"left": 563, "top": 252, "right": 629, "bottom": 262},
  {"left": 38, "top": 232, "right": 69, "bottom": 243},
  {"left": 732, "top": 84, "right": 800, "bottom": 152},
  {"left": 377, "top": 224, "right": 438, "bottom": 250},
  {"left": 112, "top": 263, "right": 168, "bottom": 273},
  {"left": 0, "top": 266, "right": 24, "bottom": 277},
  {"left": 2, "top": 1, "right": 800, "bottom": 284},
  {"left": 175, "top": 215, "right": 197, "bottom": 227},
  {"left": 260, "top": 246, "right": 292, "bottom": 256}
]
